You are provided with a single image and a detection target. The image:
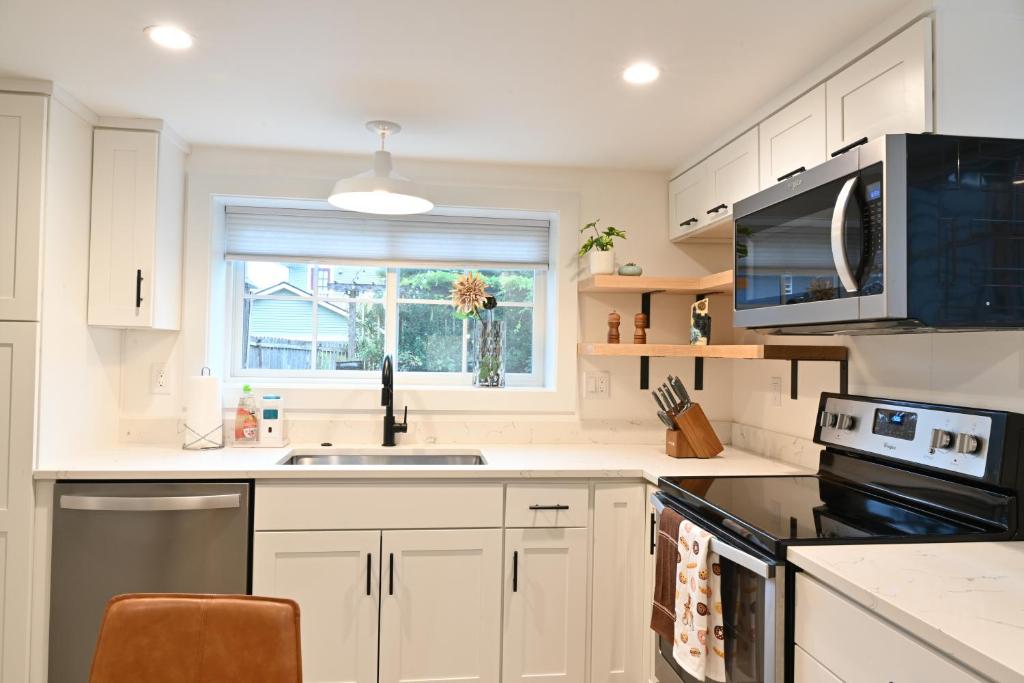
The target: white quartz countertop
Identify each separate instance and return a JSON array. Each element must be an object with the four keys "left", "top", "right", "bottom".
[
  {"left": 789, "top": 542, "right": 1024, "bottom": 683},
  {"left": 34, "top": 443, "right": 807, "bottom": 483}
]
